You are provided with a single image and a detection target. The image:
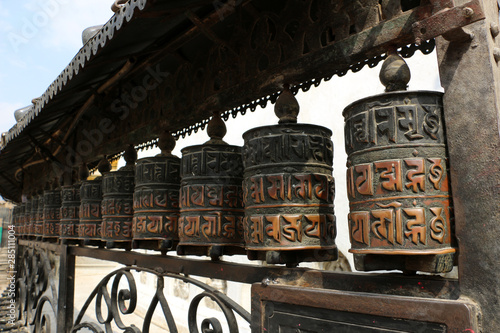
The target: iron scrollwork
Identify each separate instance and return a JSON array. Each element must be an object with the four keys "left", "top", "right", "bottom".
[
  {"left": 72, "top": 267, "right": 251, "bottom": 333},
  {"left": 15, "top": 246, "right": 59, "bottom": 332}
]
